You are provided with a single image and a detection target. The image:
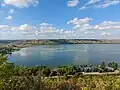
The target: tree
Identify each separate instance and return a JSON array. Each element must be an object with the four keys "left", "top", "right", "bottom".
[
  {"left": 41, "top": 68, "right": 51, "bottom": 77},
  {"left": 57, "top": 68, "right": 66, "bottom": 76},
  {"left": 49, "top": 70, "right": 57, "bottom": 76},
  {"left": 0, "top": 55, "right": 14, "bottom": 78},
  {"left": 100, "top": 61, "right": 106, "bottom": 70},
  {"left": 108, "top": 62, "right": 118, "bottom": 70}
]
